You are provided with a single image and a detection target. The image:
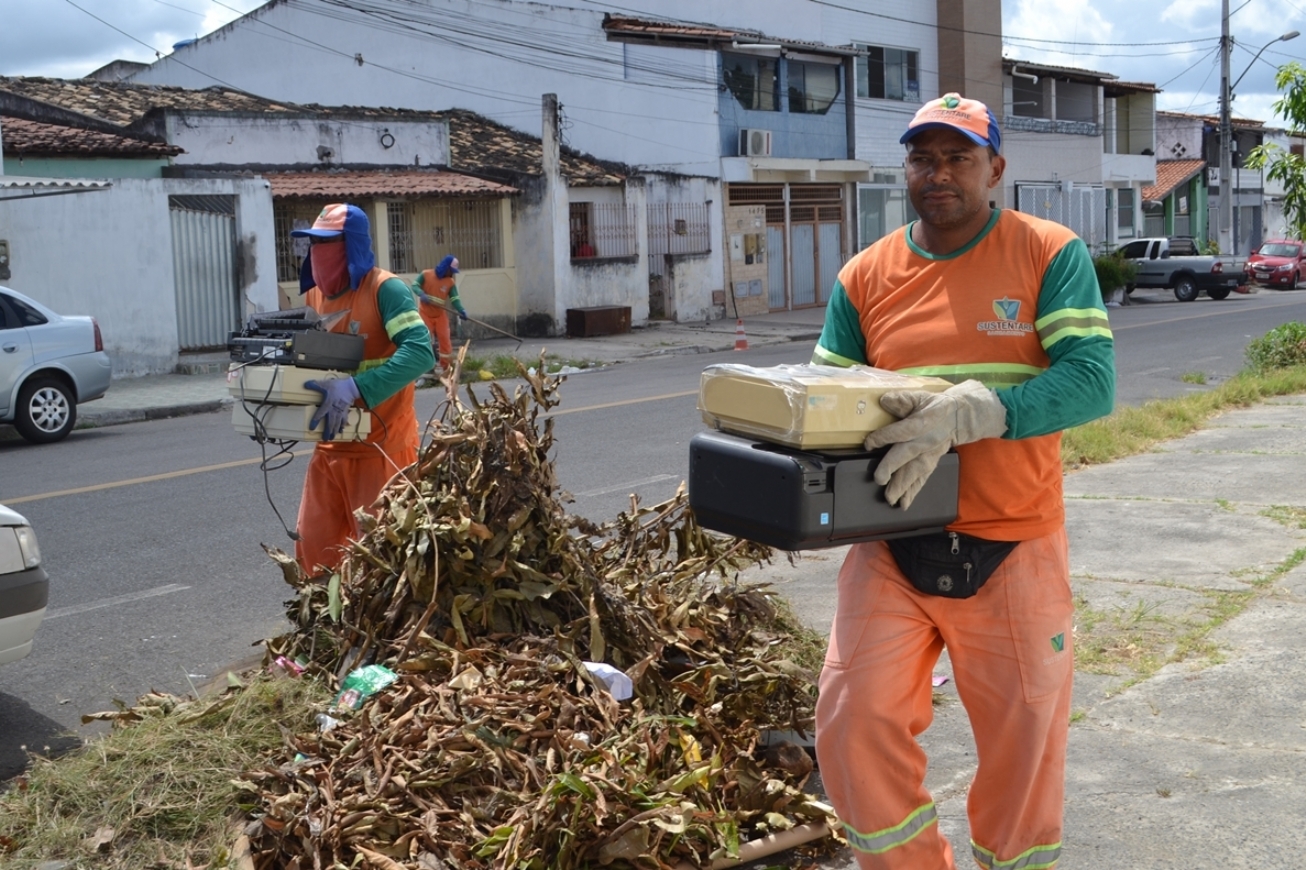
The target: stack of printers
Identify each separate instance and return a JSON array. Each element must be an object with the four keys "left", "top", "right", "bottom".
[
  {"left": 688, "top": 364, "right": 960, "bottom": 550},
  {"left": 227, "top": 308, "right": 370, "bottom": 442}
]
